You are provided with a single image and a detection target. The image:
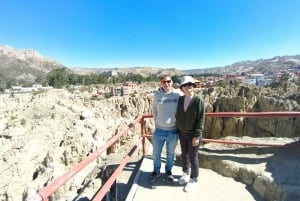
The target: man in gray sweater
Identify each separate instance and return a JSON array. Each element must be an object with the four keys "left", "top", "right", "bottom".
[{"left": 149, "top": 74, "right": 181, "bottom": 184}]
